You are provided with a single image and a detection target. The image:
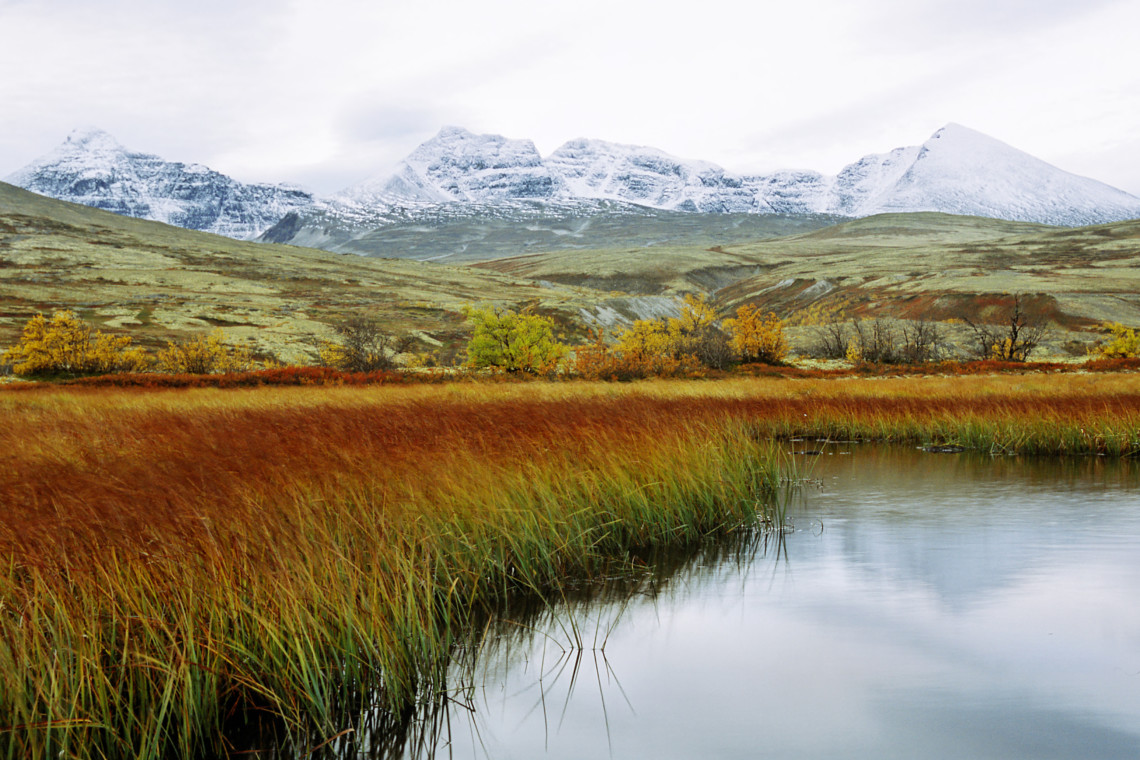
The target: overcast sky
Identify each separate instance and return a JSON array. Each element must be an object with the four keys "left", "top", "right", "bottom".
[{"left": 1, "top": 0, "right": 1138, "bottom": 195}]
